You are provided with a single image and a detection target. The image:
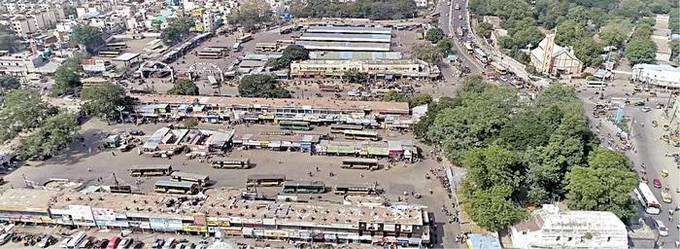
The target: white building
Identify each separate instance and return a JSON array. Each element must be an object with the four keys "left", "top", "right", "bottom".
[
  {"left": 632, "top": 64, "right": 680, "bottom": 88},
  {"left": 290, "top": 59, "right": 439, "bottom": 79},
  {"left": 530, "top": 34, "right": 583, "bottom": 76},
  {"left": 511, "top": 204, "right": 628, "bottom": 249}
]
